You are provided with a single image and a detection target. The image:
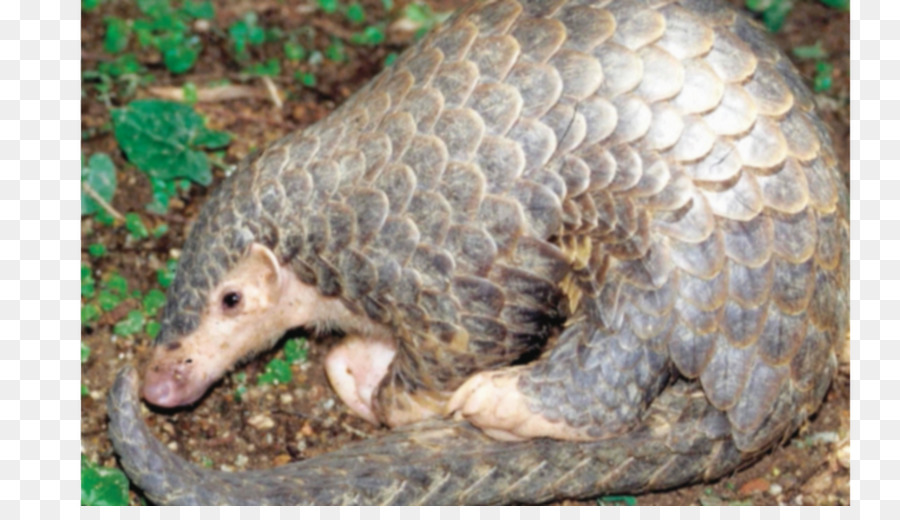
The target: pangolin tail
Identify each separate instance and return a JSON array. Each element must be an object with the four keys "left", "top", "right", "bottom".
[{"left": 107, "top": 366, "right": 753, "bottom": 505}]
